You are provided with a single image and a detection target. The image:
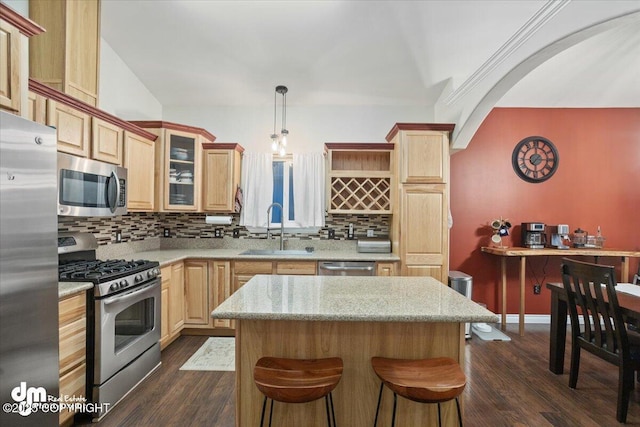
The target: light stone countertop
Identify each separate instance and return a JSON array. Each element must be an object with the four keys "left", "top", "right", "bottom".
[
  {"left": 59, "top": 282, "right": 93, "bottom": 299},
  {"left": 211, "top": 275, "right": 498, "bottom": 323},
  {"left": 122, "top": 248, "right": 400, "bottom": 267}
]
